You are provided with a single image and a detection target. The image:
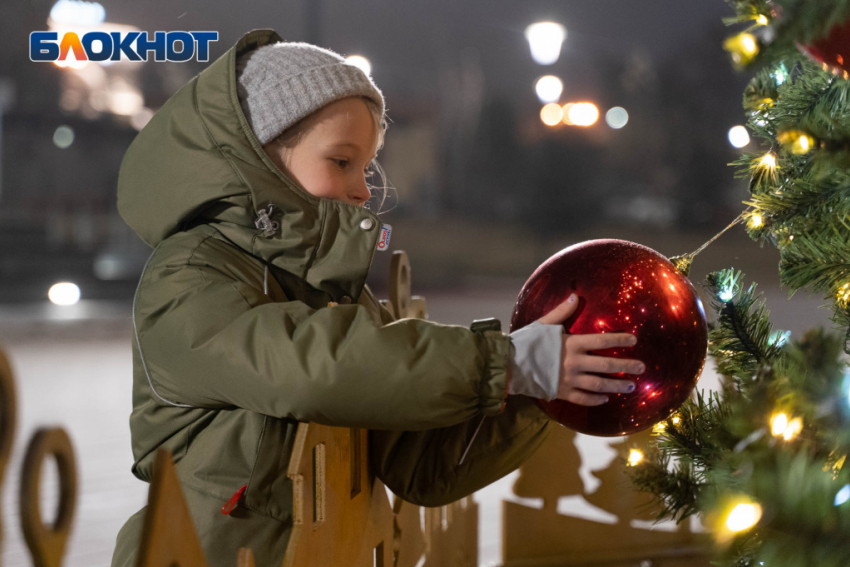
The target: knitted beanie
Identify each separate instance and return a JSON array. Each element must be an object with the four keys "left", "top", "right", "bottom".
[{"left": 235, "top": 41, "right": 385, "bottom": 145}]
